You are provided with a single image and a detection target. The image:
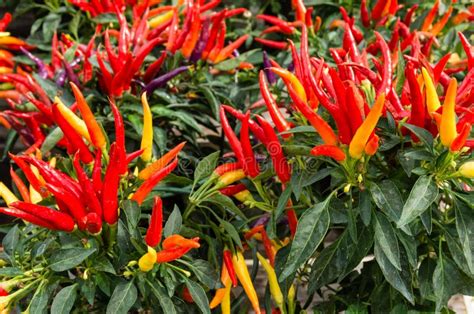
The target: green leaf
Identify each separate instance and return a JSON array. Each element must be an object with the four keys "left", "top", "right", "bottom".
[
  {"left": 220, "top": 220, "right": 243, "bottom": 250},
  {"left": 189, "top": 259, "right": 219, "bottom": 289},
  {"left": 374, "top": 212, "right": 401, "bottom": 270},
  {"left": 29, "top": 280, "right": 58, "bottom": 314},
  {"left": 403, "top": 123, "right": 434, "bottom": 148},
  {"left": 185, "top": 279, "right": 210, "bottom": 314},
  {"left": 369, "top": 180, "right": 403, "bottom": 222},
  {"left": 3, "top": 225, "right": 20, "bottom": 263},
  {"left": 205, "top": 193, "right": 247, "bottom": 220},
  {"left": 309, "top": 224, "right": 373, "bottom": 293},
  {"left": 359, "top": 190, "right": 372, "bottom": 226},
  {"left": 455, "top": 201, "right": 474, "bottom": 274},
  {"left": 147, "top": 281, "right": 177, "bottom": 314},
  {"left": 374, "top": 241, "right": 414, "bottom": 304},
  {"left": 93, "top": 256, "right": 116, "bottom": 274},
  {"left": 51, "top": 284, "right": 78, "bottom": 314},
  {"left": 397, "top": 176, "right": 438, "bottom": 227},
  {"left": 193, "top": 151, "right": 220, "bottom": 184},
  {"left": 106, "top": 281, "right": 138, "bottom": 314},
  {"left": 280, "top": 195, "right": 332, "bottom": 280},
  {"left": 200, "top": 86, "right": 219, "bottom": 120},
  {"left": 49, "top": 248, "right": 96, "bottom": 272},
  {"left": 395, "top": 44, "right": 406, "bottom": 94},
  {"left": 42, "top": 13, "right": 61, "bottom": 41},
  {"left": 163, "top": 205, "right": 182, "bottom": 238},
  {"left": 122, "top": 200, "right": 141, "bottom": 234}
]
